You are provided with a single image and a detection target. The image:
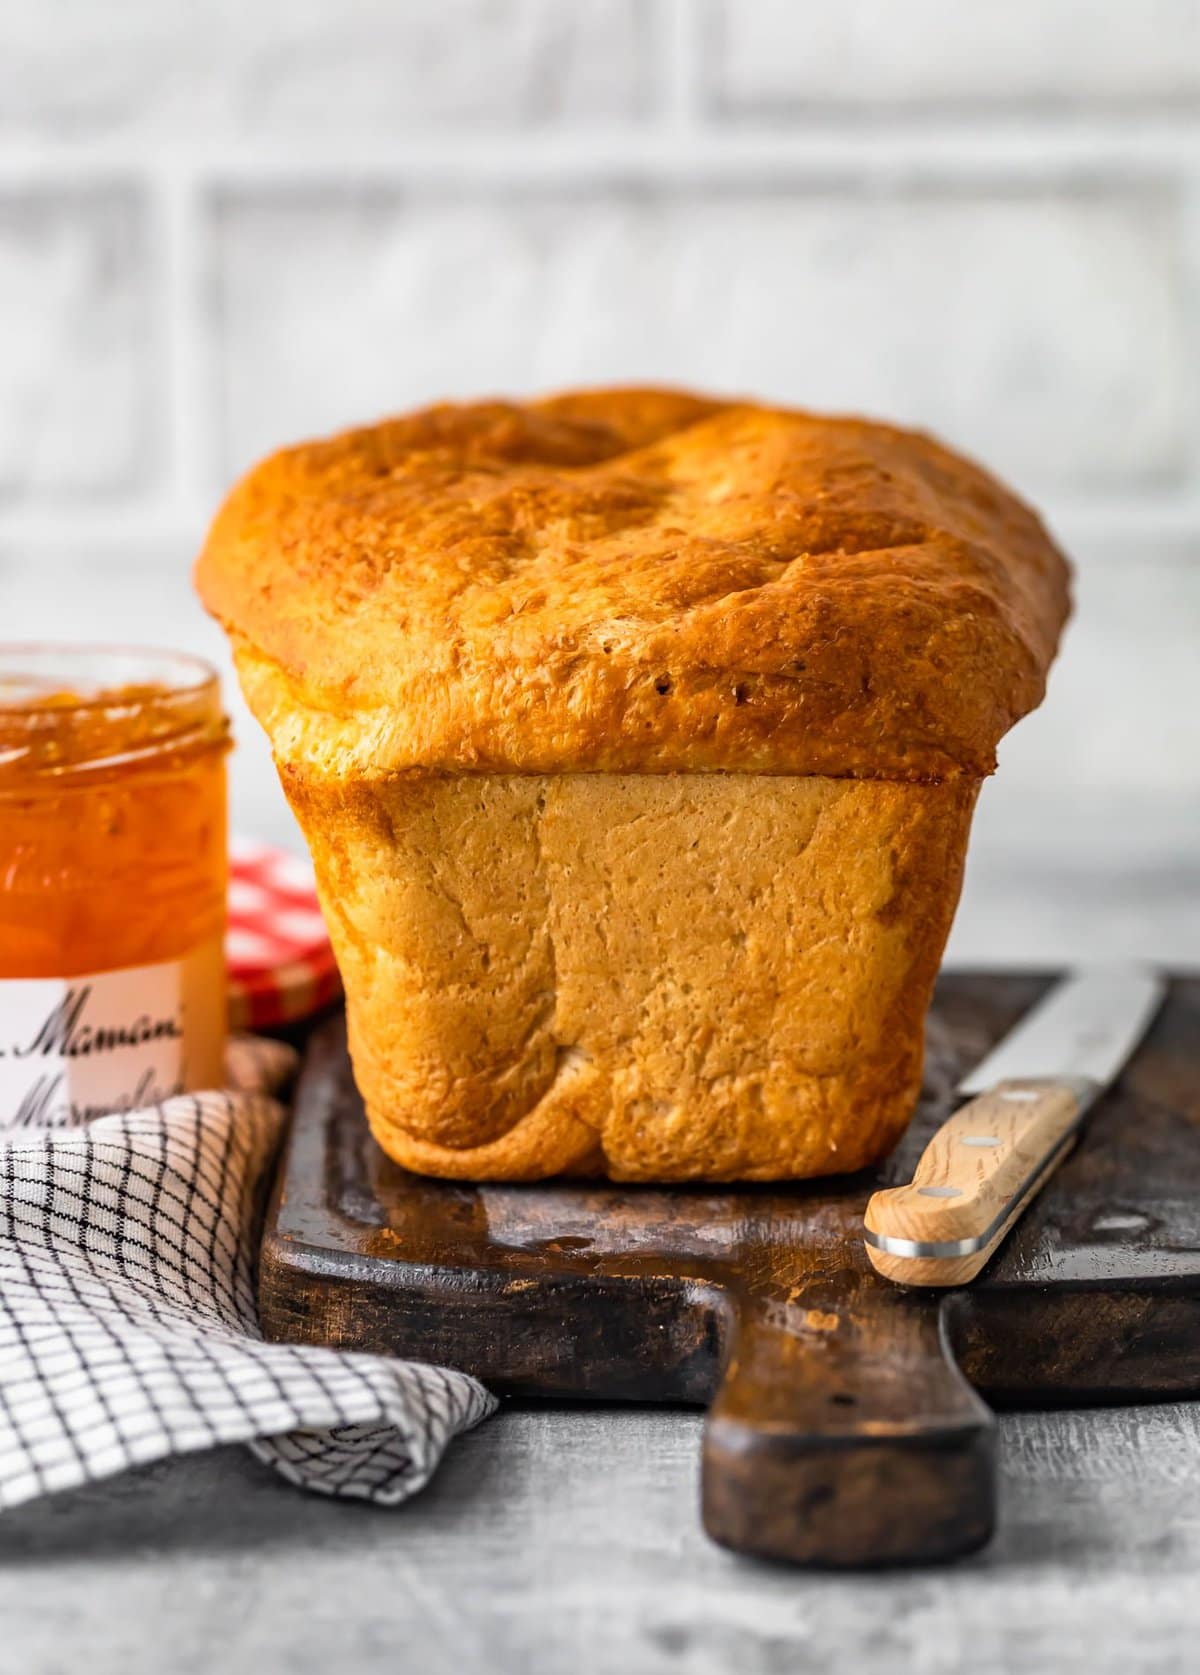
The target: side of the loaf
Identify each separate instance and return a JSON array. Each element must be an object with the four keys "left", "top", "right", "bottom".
[{"left": 282, "top": 766, "right": 979, "bottom": 1182}]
